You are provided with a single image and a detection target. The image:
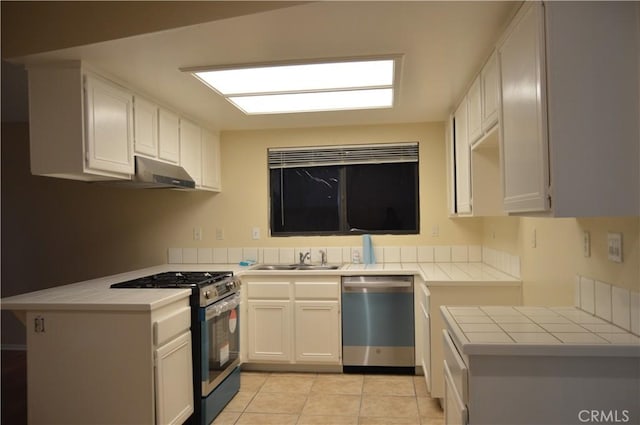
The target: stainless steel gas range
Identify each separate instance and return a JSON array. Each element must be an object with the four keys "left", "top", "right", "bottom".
[{"left": 111, "top": 271, "right": 241, "bottom": 425}]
